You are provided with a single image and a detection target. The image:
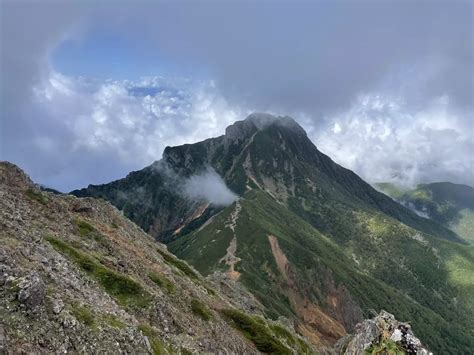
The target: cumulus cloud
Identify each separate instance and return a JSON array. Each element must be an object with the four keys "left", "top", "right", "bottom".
[
  {"left": 313, "top": 94, "right": 473, "bottom": 187},
  {"left": 183, "top": 168, "right": 237, "bottom": 206},
  {"left": 9, "top": 71, "right": 246, "bottom": 191},
  {"left": 1, "top": 1, "right": 472, "bottom": 190}
]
